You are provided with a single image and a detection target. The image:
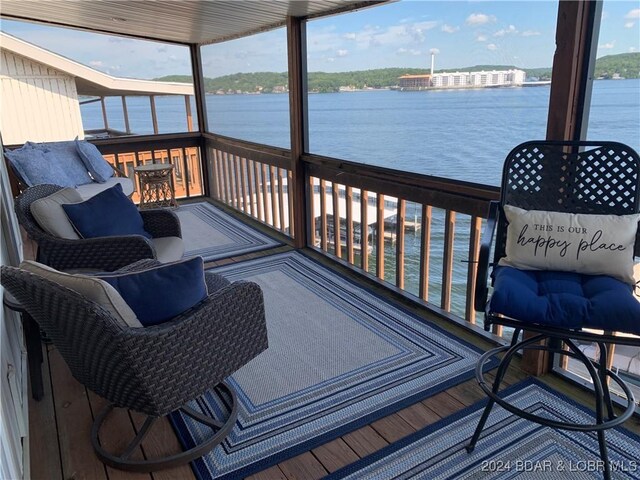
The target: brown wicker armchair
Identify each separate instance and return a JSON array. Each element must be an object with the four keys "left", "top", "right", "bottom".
[
  {"left": 0, "top": 261, "right": 268, "bottom": 472},
  {"left": 15, "top": 184, "right": 183, "bottom": 271}
]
